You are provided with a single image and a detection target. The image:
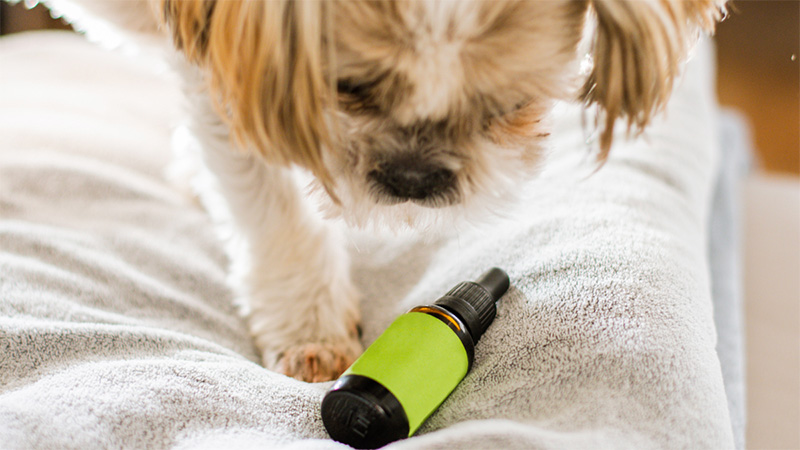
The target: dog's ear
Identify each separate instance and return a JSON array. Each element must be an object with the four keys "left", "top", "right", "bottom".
[
  {"left": 581, "top": 0, "right": 725, "bottom": 159},
  {"left": 155, "top": 0, "right": 334, "bottom": 185}
]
